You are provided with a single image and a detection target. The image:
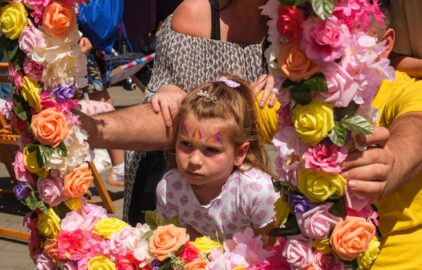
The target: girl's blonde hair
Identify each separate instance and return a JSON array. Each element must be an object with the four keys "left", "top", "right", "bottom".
[{"left": 172, "top": 75, "right": 271, "bottom": 175}]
